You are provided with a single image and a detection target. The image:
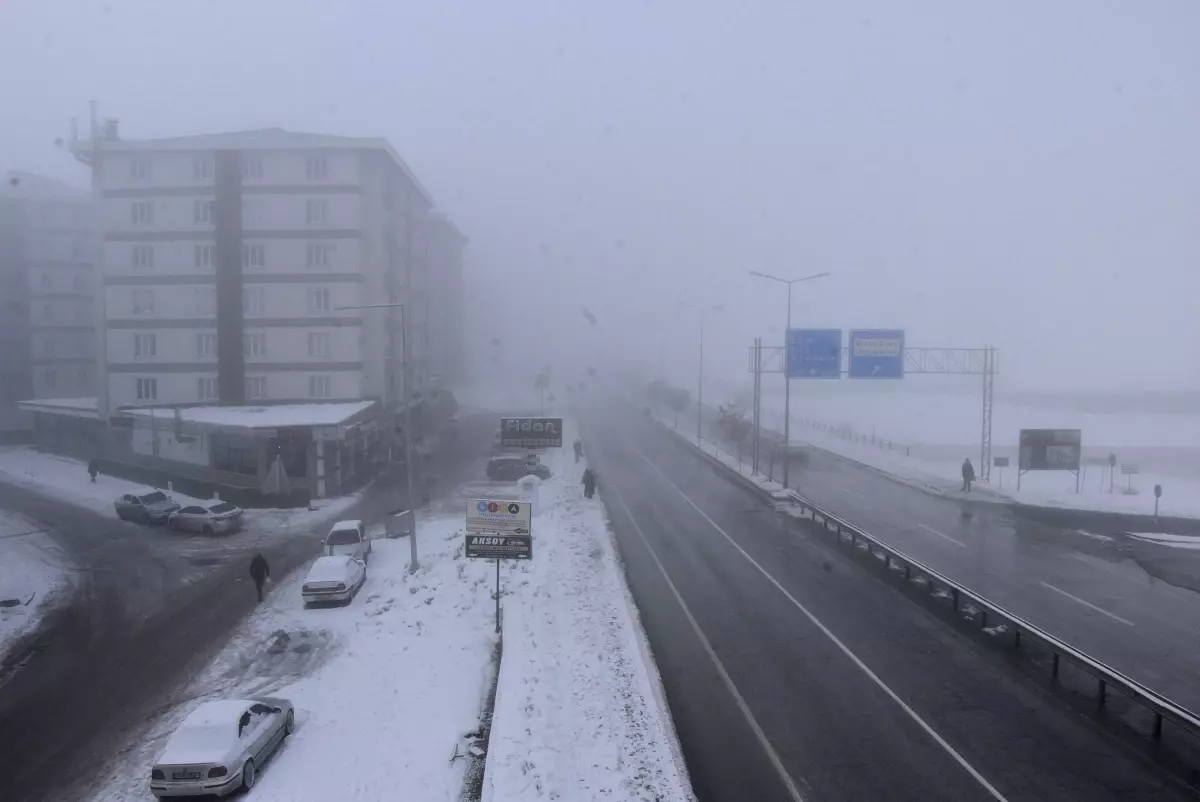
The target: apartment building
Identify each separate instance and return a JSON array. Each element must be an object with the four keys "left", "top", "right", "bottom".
[
  {"left": 0, "top": 171, "right": 98, "bottom": 440},
  {"left": 19, "top": 124, "right": 467, "bottom": 499}
]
